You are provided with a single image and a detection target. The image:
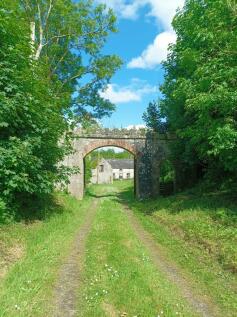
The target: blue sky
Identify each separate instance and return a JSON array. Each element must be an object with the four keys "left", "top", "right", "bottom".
[{"left": 95, "top": 0, "right": 184, "bottom": 128}]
